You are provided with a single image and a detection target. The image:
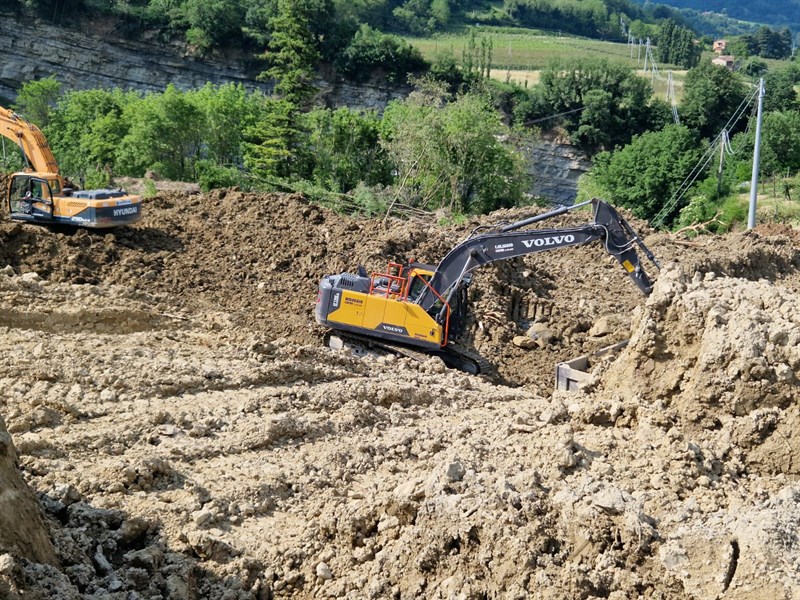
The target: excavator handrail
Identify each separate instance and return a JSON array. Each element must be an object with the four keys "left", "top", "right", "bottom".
[{"left": 414, "top": 274, "right": 451, "bottom": 347}]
